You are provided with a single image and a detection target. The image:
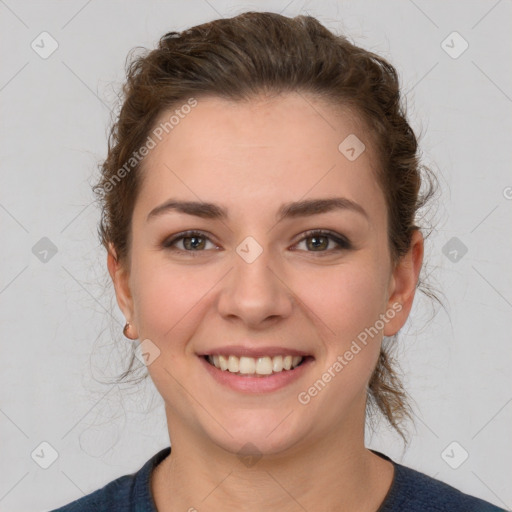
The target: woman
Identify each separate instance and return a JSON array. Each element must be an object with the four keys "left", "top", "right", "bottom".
[{"left": 52, "top": 11, "right": 505, "bottom": 512}]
